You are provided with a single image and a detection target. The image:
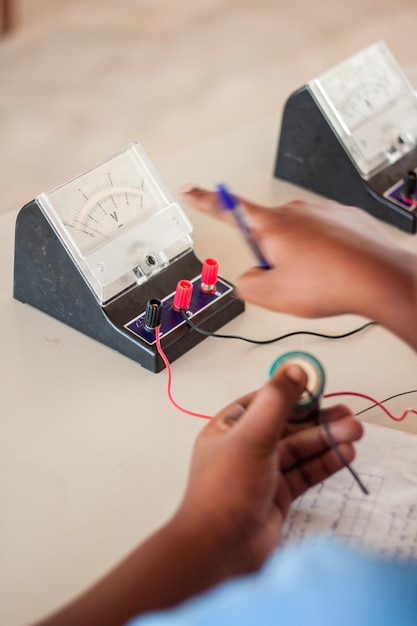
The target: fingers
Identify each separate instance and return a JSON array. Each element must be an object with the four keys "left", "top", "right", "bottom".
[
  {"left": 179, "top": 185, "right": 267, "bottom": 225},
  {"left": 279, "top": 414, "right": 363, "bottom": 470},
  {"left": 232, "top": 365, "right": 307, "bottom": 452},
  {"left": 235, "top": 266, "right": 283, "bottom": 311},
  {"left": 209, "top": 402, "right": 247, "bottom": 432},
  {"left": 279, "top": 414, "right": 364, "bottom": 500},
  {"left": 205, "top": 391, "right": 256, "bottom": 434},
  {"left": 179, "top": 185, "right": 225, "bottom": 220},
  {"left": 284, "top": 442, "right": 357, "bottom": 502},
  {"left": 318, "top": 404, "right": 355, "bottom": 423}
]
